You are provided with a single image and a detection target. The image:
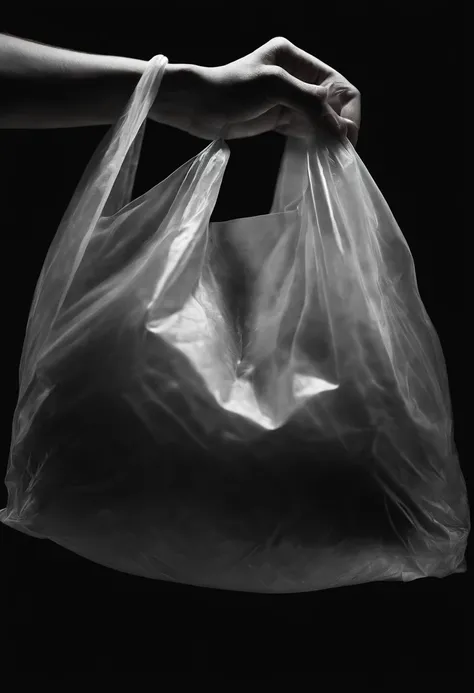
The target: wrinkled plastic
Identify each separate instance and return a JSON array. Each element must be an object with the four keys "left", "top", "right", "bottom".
[{"left": 1, "top": 55, "right": 469, "bottom": 593}]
